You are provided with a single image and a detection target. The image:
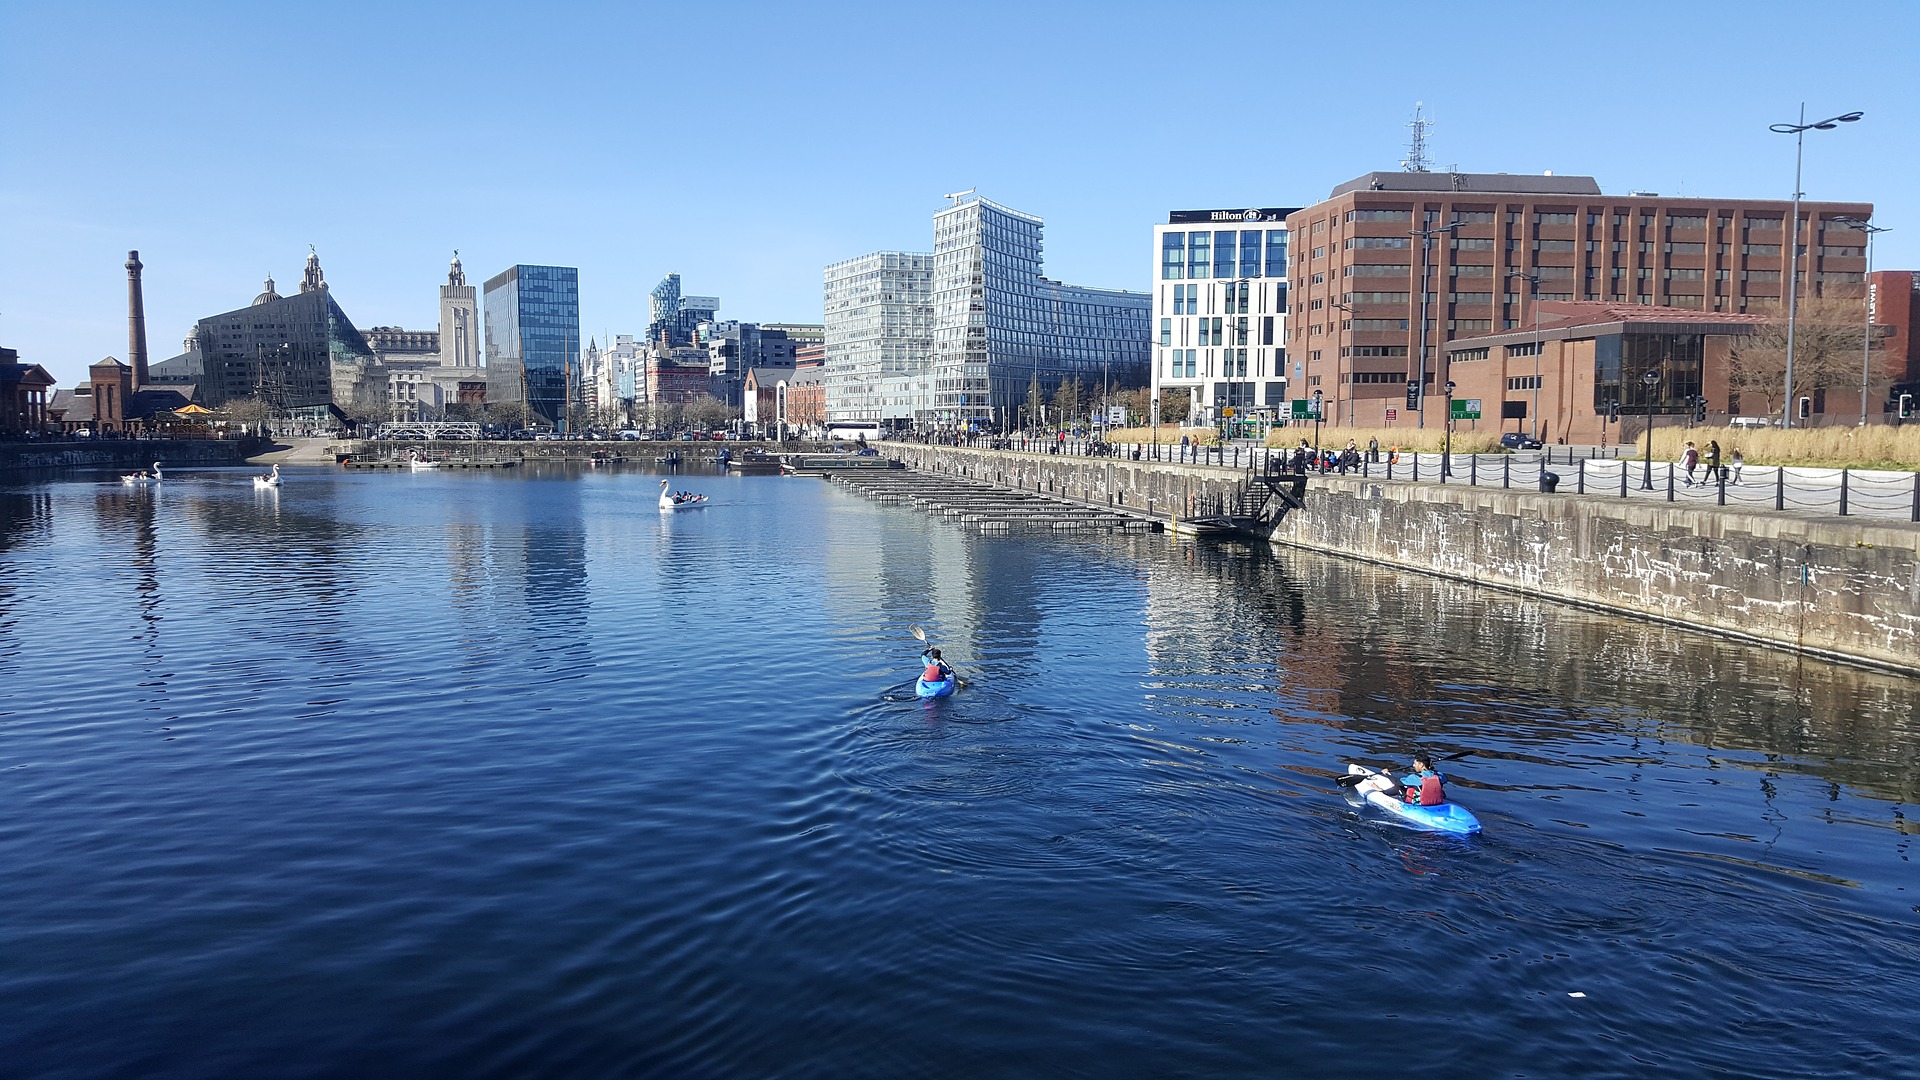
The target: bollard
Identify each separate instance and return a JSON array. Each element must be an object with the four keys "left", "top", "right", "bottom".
[
  {"left": 1576, "top": 458, "right": 1585, "bottom": 495},
  {"left": 1839, "top": 469, "right": 1849, "bottom": 516},
  {"left": 1540, "top": 470, "right": 1560, "bottom": 493}
]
